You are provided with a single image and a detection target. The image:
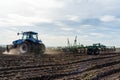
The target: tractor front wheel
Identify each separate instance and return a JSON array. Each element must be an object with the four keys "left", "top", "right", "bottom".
[{"left": 19, "top": 42, "right": 30, "bottom": 54}]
